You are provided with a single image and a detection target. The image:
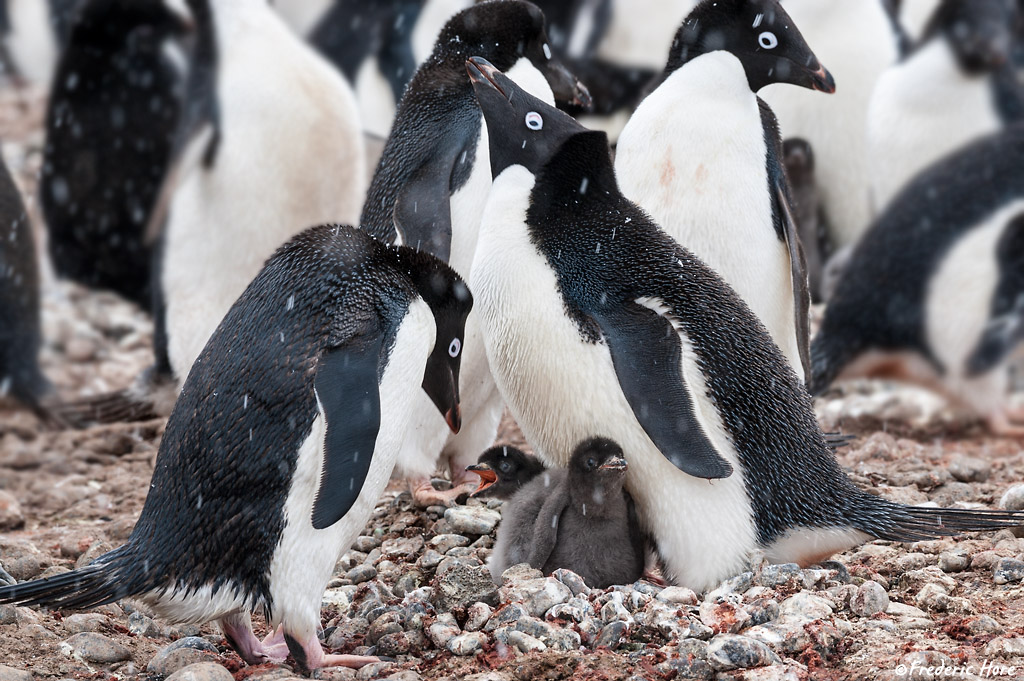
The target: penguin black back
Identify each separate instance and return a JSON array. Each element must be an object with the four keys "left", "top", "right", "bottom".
[
  {"left": 811, "top": 127, "right": 1024, "bottom": 393},
  {"left": 0, "top": 154, "right": 48, "bottom": 412},
  {"left": 42, "top": 0, "right": 186, "bottom": 307}
]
